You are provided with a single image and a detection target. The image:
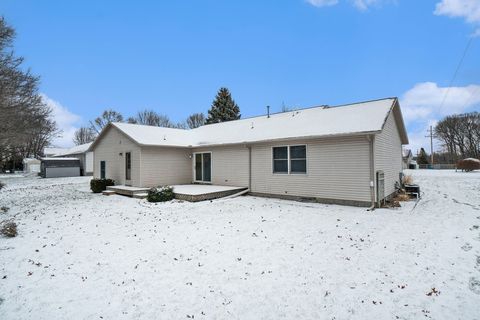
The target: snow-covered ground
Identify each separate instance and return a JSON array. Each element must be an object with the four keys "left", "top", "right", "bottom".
[{"left": 0, "top": 170, "right": 479, "bottom": 319}]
